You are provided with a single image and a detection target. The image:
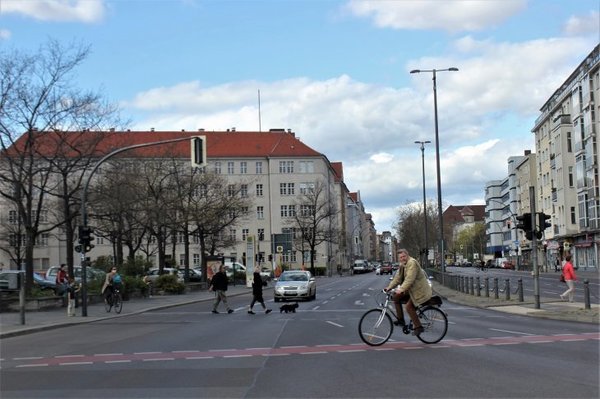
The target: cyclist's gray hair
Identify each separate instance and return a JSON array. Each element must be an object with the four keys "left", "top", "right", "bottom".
[{"left": 398, "top": 248, "right": 409, "bottom": 255}]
